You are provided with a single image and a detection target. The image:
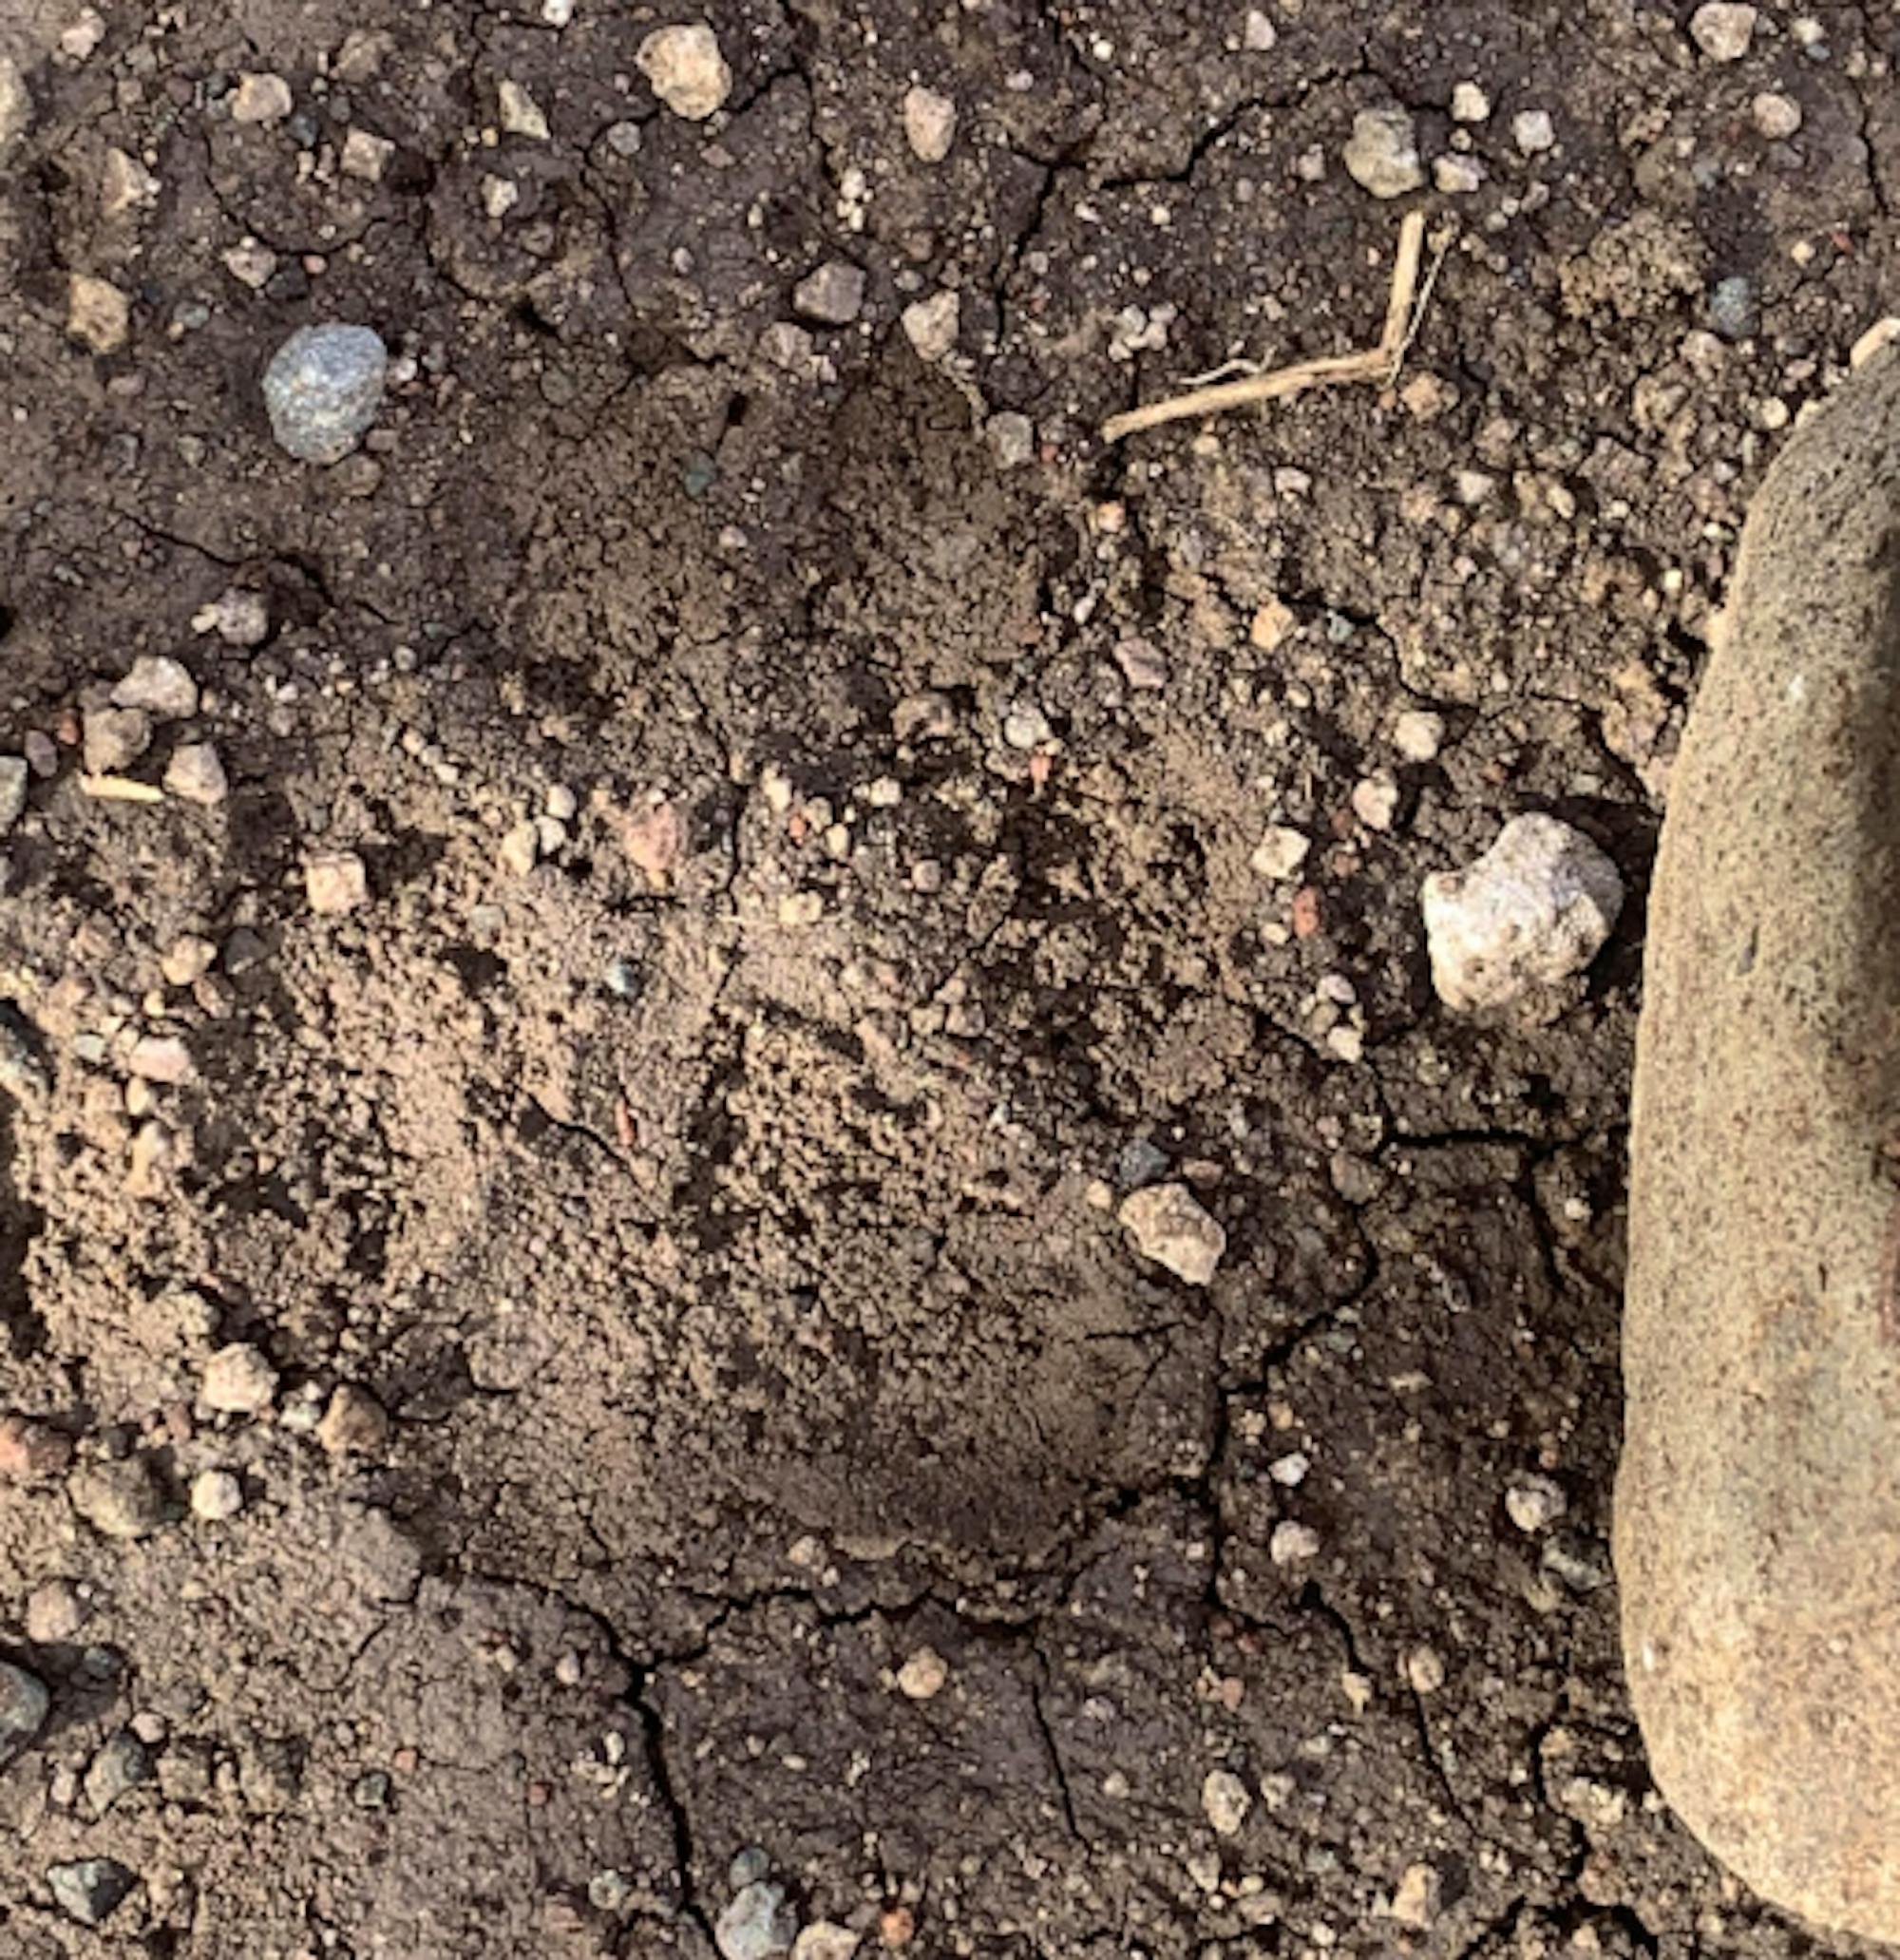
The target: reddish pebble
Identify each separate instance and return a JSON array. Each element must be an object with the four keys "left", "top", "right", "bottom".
[
  {"left": 0, "top": 1414, "right": 73, "bottom": 1481},
  {"left": 1291, "top": 886, "right": 1323, "bottom": 939},
  {"left": 391, "top": 1747, "right": 418, "bottom": 1775},
  {"left": 525, "top": 1779, "right": 551, "bottom": 1807},
  {"left": 880, "top": 1906, "right": 916, "bottom": 1948}
]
